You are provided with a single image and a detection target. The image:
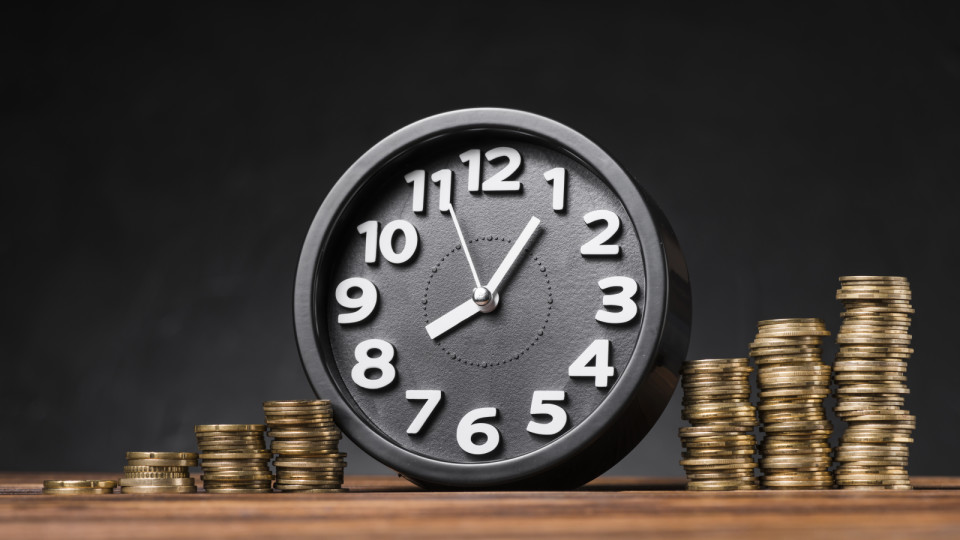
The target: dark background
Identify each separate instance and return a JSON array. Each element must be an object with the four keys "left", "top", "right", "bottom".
[{"left": 2, "top": 2, "right": 958, "bottom": 478}]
